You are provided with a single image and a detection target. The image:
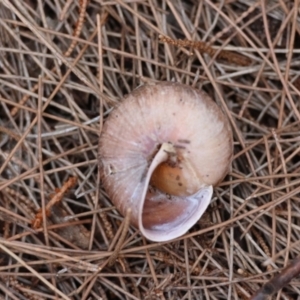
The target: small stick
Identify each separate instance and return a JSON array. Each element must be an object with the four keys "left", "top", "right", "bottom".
[
  {"left": 252, "top": 229, "right": 272, "bottom": 273},
  {"left": 64, "top": 0, "right": 88, "bottom": 57},
  {"left": 8, "top": 276, "right": 44, "bottom": 300},
  {"left": 107, "top": 208, "right": 131, "bottom": 267},
  {"left": 159, "top": 34, "right": 251, "bottom": 66},
  {"left": 31, "top": 176, "right": 77, "bottom": 229},
  {"left": 250, "top": 256, "right": 300, "bottom": 300}
]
